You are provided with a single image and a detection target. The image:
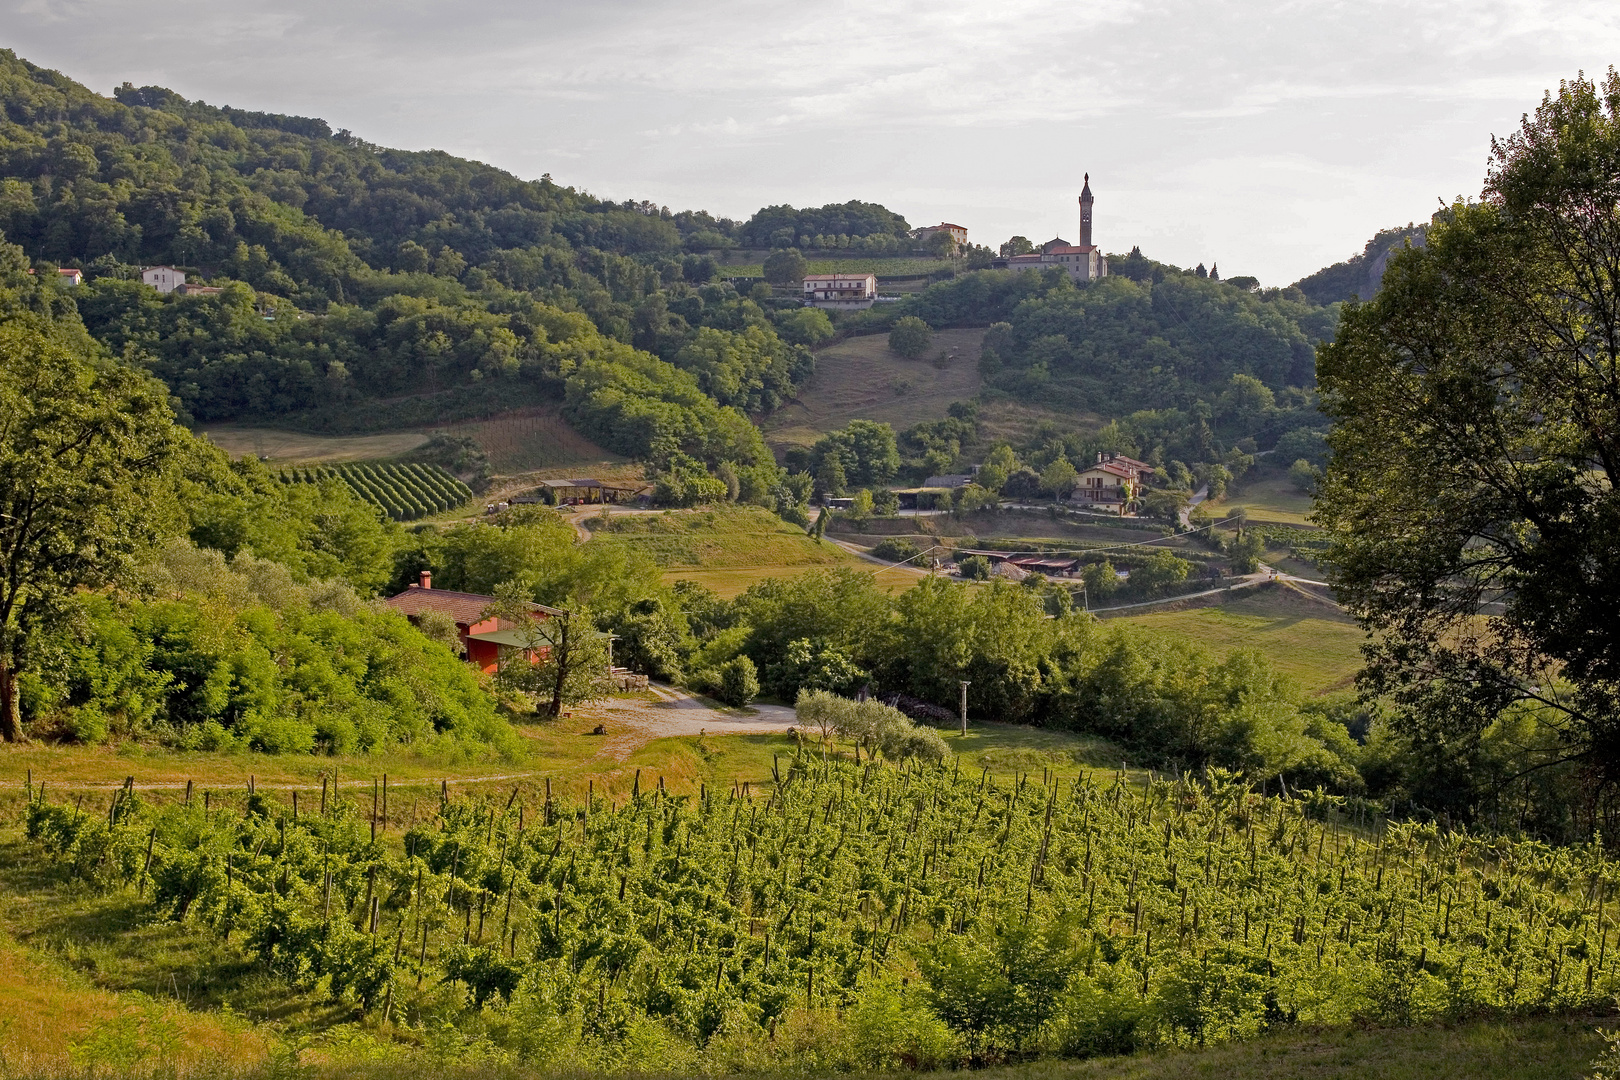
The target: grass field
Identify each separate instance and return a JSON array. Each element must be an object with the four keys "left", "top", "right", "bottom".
[
  {"left": 762, "top": 328, "right": 986, "bottom": 449},
  {"left": 585, "top": 505, "right": 870, "bottom": 598},
  {"left": 199, "top": 427, "right": 430, "bottom": 462},
  {"left": 1110, "top": 582, "right": 1362, "bottom": 694},
  {"left": 940, "top": 1018, "right": 1609, "bottom": 1080},
  {"left": 1224, "top": 469, "right": 1318, "bottom": 526},
  {"left": 439, "top": 406, "right": 618, "bottom": 474}
]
